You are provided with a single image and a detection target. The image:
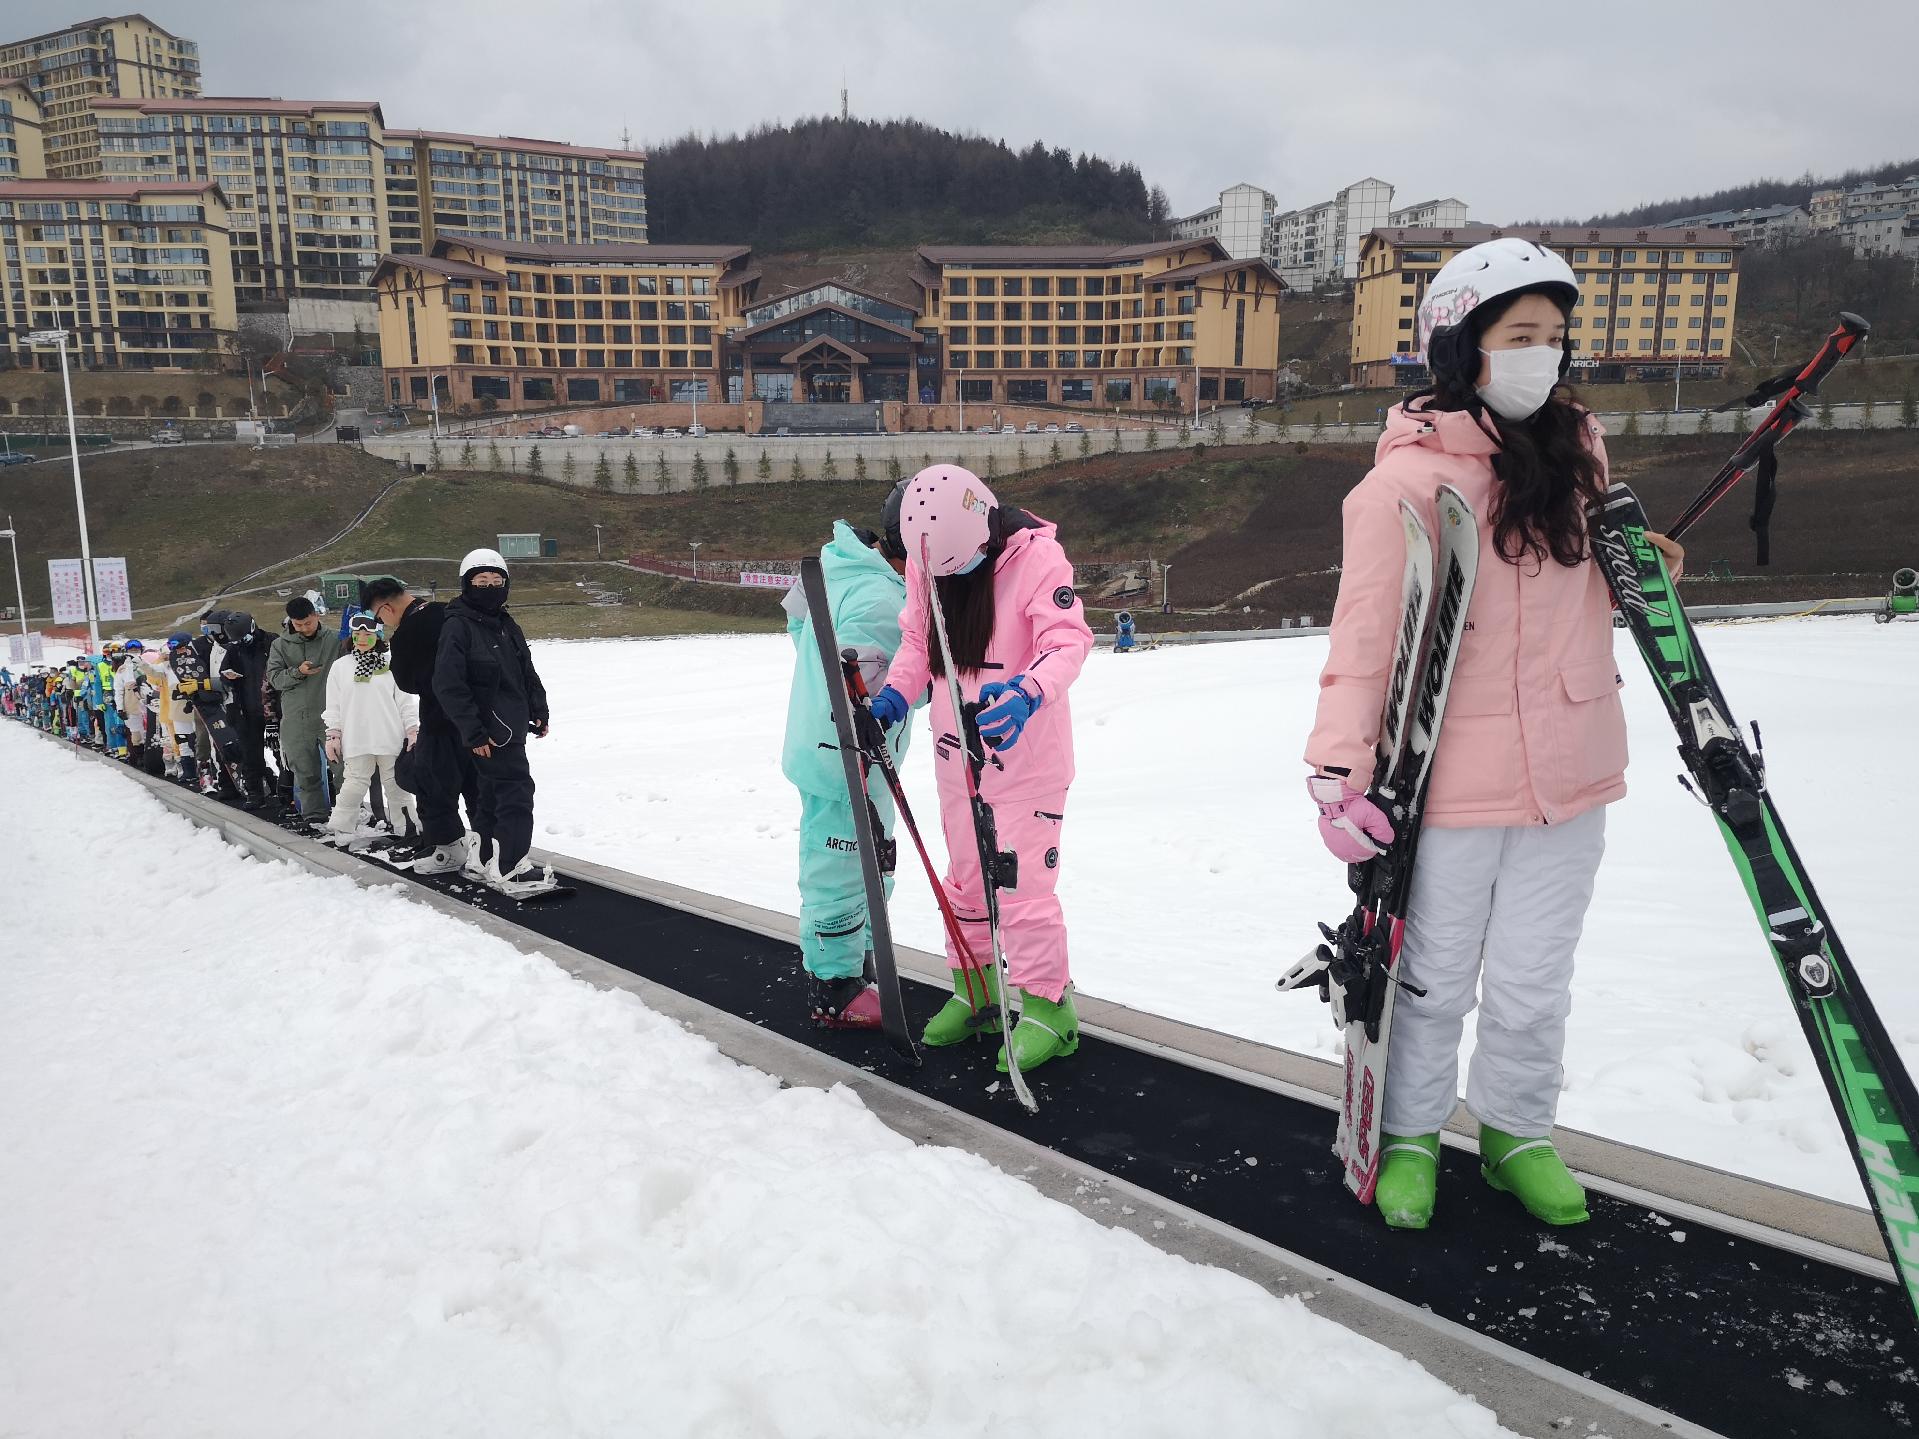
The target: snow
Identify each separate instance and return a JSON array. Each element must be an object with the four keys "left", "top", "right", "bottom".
[
  {"left": 522, "top": 616, "right": 1919, "bottom": 1208},
  {"left": 0, "top": 722, "right": 1510, "bottom": 1438}
]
